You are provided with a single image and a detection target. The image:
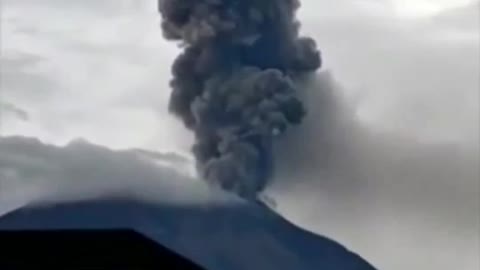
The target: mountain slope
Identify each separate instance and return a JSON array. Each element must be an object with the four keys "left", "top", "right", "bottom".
[
  {"left": 0, "top": 136, "right": 376, "bottom": 269},
  {"left": 0, "top": 198, "right": 376, "bottom": 270}
]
